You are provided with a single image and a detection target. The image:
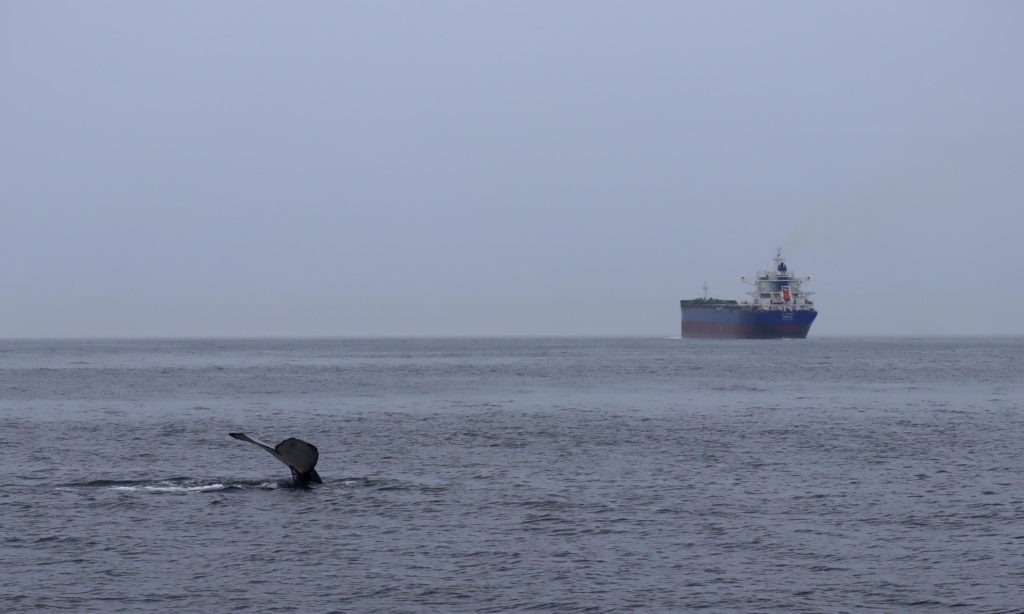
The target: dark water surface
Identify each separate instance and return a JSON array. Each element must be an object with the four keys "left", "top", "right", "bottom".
[{"left": 2, "top": 337, "right": 1022, "bottom": 612}]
